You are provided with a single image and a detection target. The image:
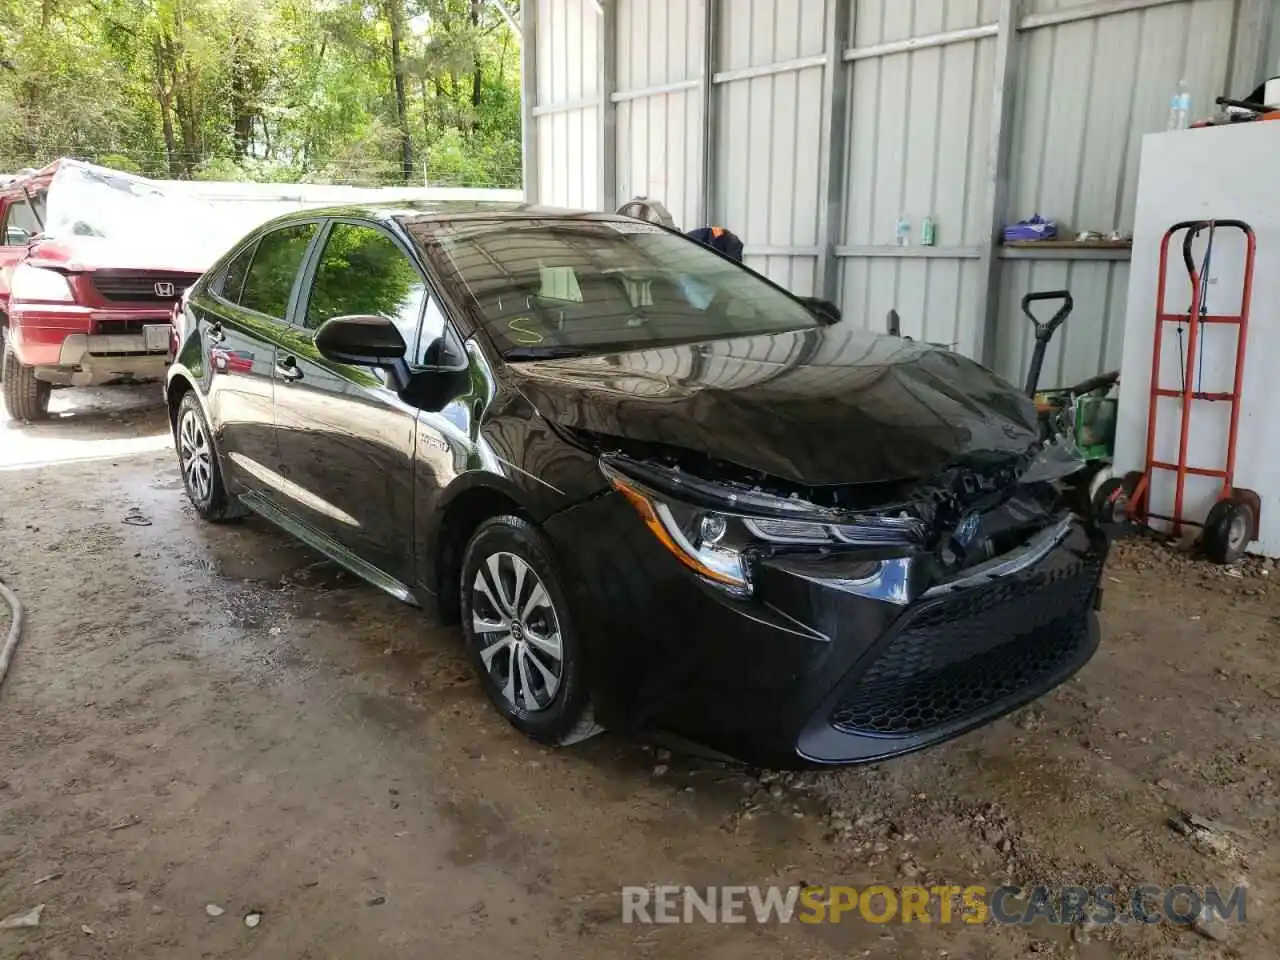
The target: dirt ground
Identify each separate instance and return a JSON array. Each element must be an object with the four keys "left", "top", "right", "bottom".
[{"left": 1, "top": 386, "right": 1277, "bottom": 960}]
